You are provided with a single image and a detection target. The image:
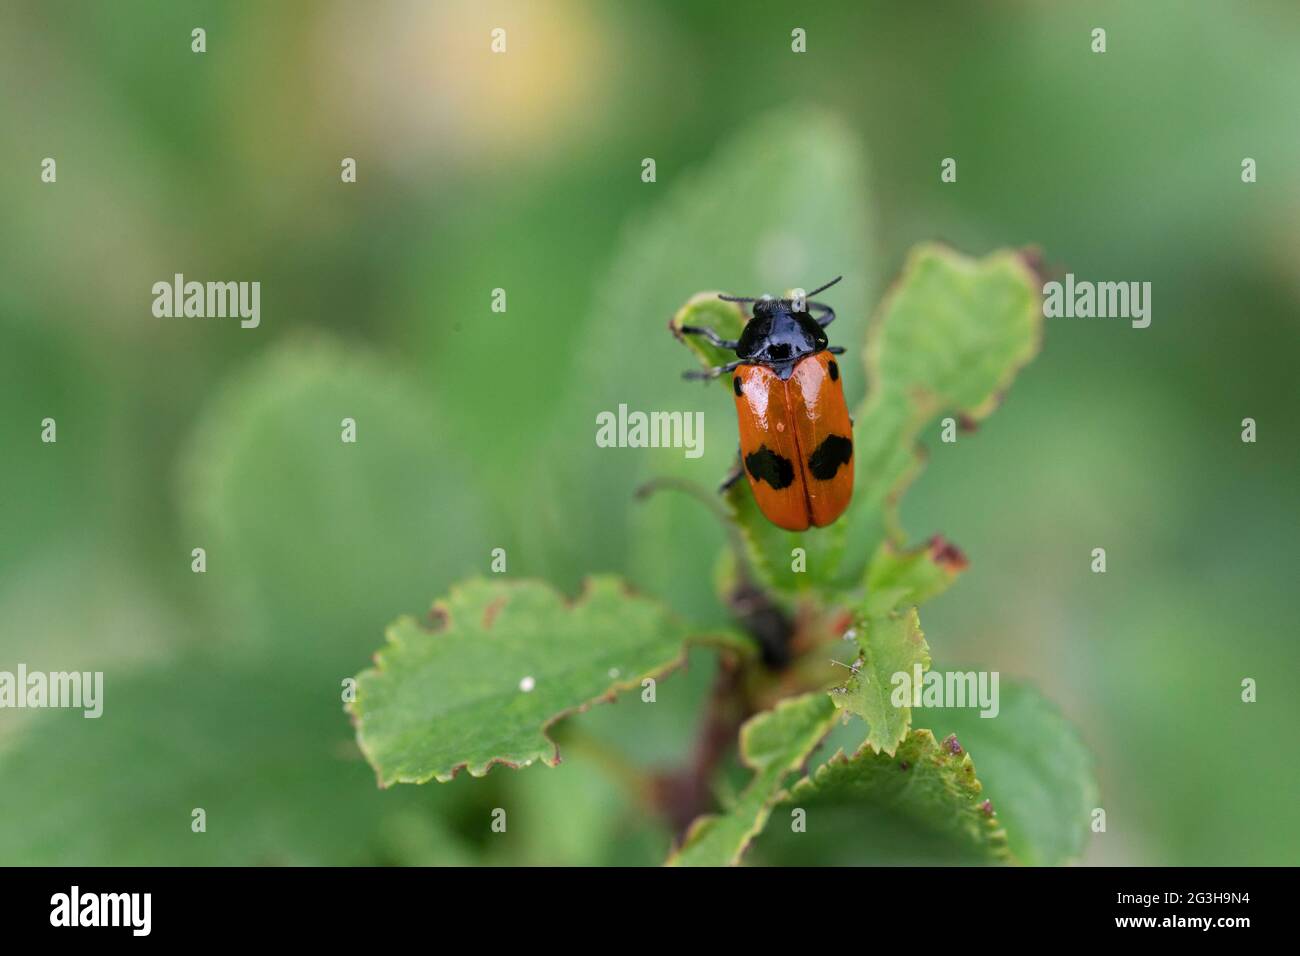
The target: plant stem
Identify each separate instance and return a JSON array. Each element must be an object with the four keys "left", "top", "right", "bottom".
[{"left": 652, "top": 654, "right": 753, "bottom": 838}]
